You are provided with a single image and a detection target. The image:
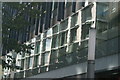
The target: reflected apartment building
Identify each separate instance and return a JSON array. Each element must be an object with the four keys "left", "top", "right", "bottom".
[{"left": 2, "top": 1, "right": 120, "bottom": 80}]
